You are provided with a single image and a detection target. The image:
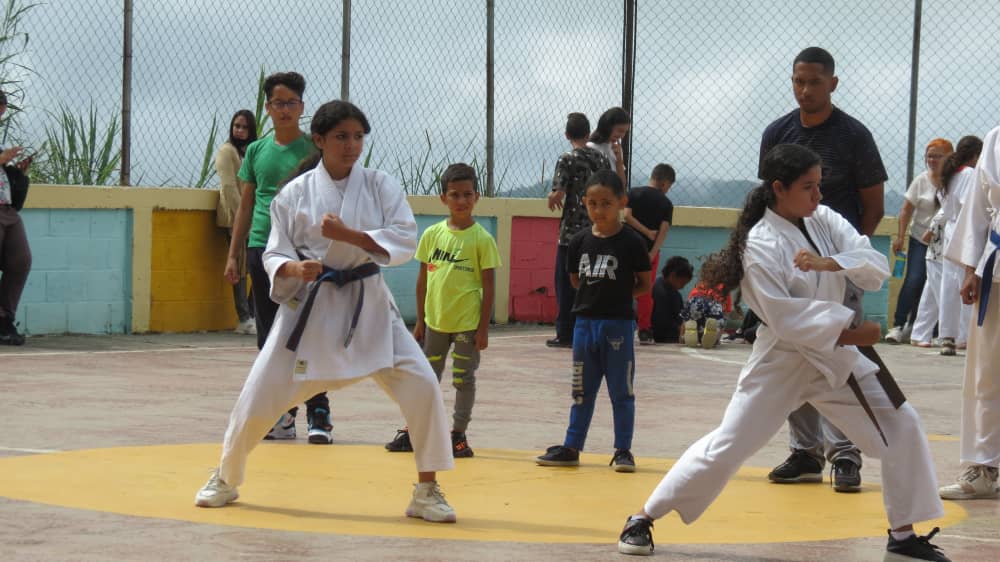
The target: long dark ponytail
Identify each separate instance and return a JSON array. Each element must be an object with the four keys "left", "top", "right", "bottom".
[
  {"left": 699, "top": 144, "right": 821, "bottom": 290},
  {"left": 938, "top": 135, "right": 982, "bottom": 197},
  {"left": 283, "top": 100, "right": 372, "bottom": 185}
]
